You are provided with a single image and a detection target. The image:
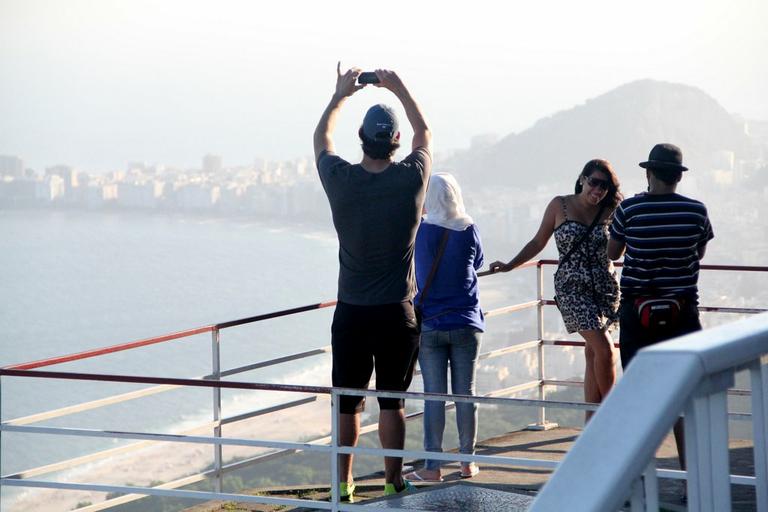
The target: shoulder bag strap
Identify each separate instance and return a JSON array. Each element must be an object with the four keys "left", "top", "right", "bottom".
[{"left": 418, "top": 228, "right": 451, "bottom": 307}]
